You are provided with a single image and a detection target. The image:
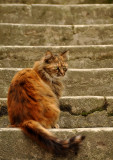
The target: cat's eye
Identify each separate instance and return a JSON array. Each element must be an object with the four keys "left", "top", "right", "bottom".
[
  {"left": 55, "top": 67, "right": 59, "bottom": 70},
  {"left": 63, "top": 67, "right": 67, "bottom": 71}
]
